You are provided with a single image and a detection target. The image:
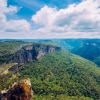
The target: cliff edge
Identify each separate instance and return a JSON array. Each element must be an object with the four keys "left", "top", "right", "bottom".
[
  {"left": 0, "top": 78, "right": 33, "bottom": 100},
  {"left": 13, "top": 43, "right": 61, "bottom": 65}
]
